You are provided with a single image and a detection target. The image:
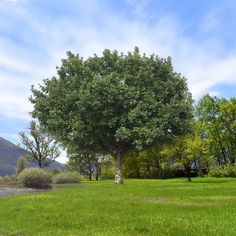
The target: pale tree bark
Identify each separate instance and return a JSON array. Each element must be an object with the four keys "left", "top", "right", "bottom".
[{"left": 114, "top": 144, "right": 123, "bottom": 184}]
